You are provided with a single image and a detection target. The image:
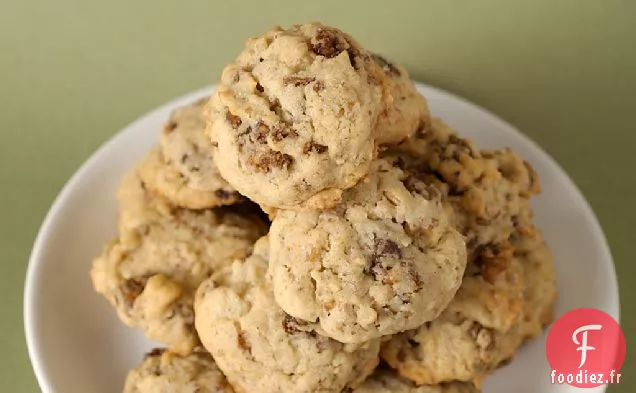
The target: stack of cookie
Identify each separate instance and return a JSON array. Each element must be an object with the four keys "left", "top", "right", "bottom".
[{"left": 91, "top": 22, "right": 557, "bottom": 393}]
